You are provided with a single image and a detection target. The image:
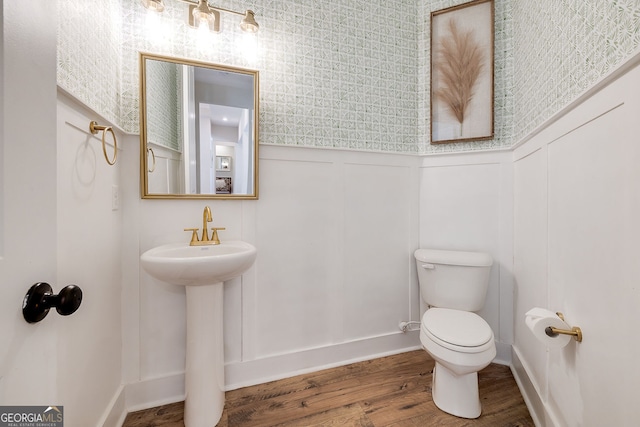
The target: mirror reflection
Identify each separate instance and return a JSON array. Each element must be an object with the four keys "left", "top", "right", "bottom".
[{"left": 140, "top": 53, "right": 259, "bottom": 199}]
